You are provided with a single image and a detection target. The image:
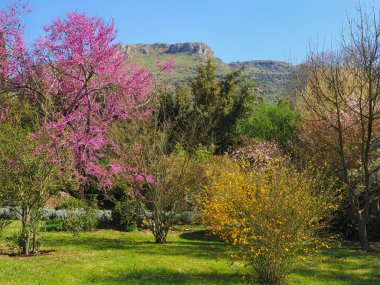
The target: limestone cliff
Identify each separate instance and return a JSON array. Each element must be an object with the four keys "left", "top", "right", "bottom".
[{"left": 120, "top": 42, "right": 214, "bottom": 57}]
